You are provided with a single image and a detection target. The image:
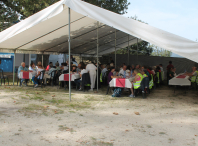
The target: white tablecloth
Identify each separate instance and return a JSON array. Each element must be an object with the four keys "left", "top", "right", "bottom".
[
  {"left": 59, "top": 73, "right": 80, "bottom": 81},
  {"left": 169, "top": 73, "right": 190, "bottom": 86},
  {"left": 19, "top": 72, "right": 32, "bottom": 79},
  {"left": 109, "top": 78, "right": 132, "bottom": 88}
]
